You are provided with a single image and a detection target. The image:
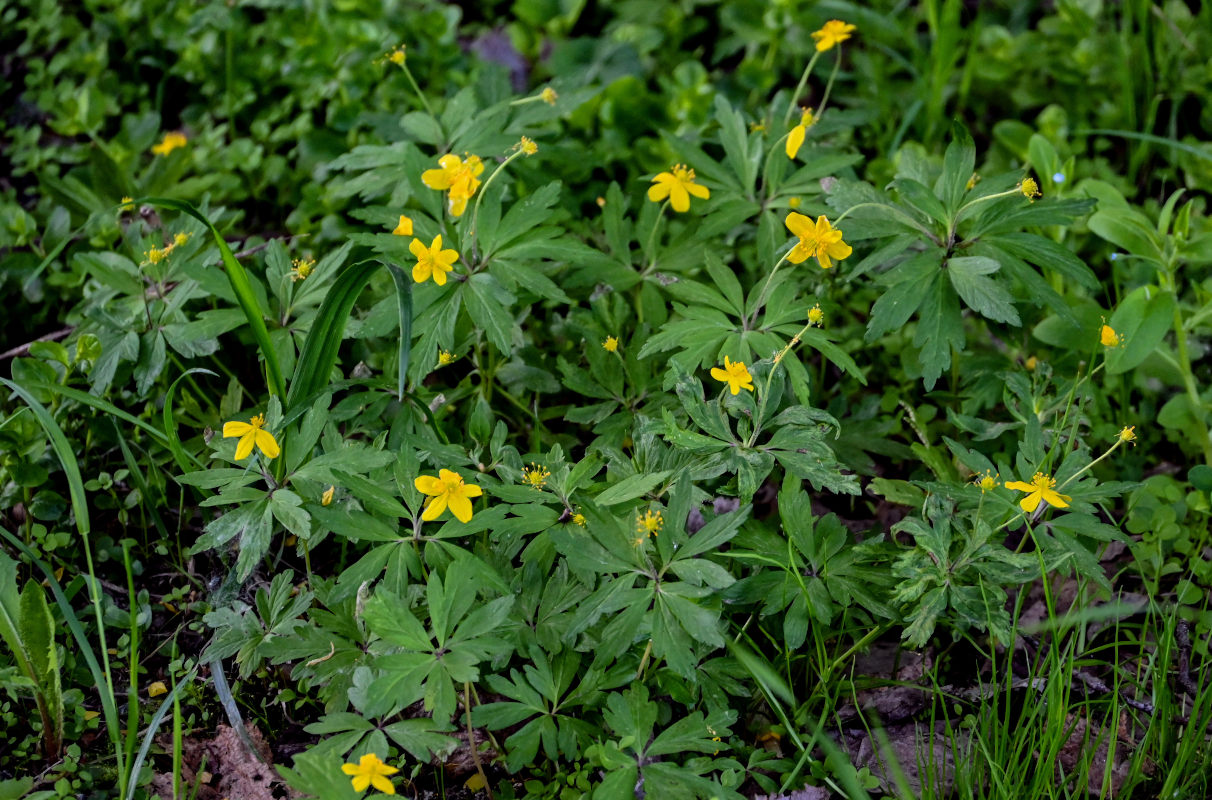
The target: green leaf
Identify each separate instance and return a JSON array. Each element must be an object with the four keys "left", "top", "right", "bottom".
[
  {"left": 947, "top": 256, "right": 1020, "bottom": 324},
  {"left": 463, "top": 273, "right": 516, "bottom": 352},
  {"left": 914, "top": 273, "right": 964, "bottom": 390},
  {"left": 364, "top": 592, "right": 432, "bottom": 650},
  {"left": 714, "top": 94, "right": 759, "bottom": 194},
  {"left": 938, "top": 123, "right": 975, "bottom": 214},
  {"left": 595, "top": 471, "right": 673, "bottom": 506},
  {"left": 1105, "top": 287, "right": 1177, "bottom": 375},
  {"left": 865, "top": 251, "right": 941, "bottom": 341},
  {"left": 1089, "top": 206, "right": 1164, "bottom": 262}
]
